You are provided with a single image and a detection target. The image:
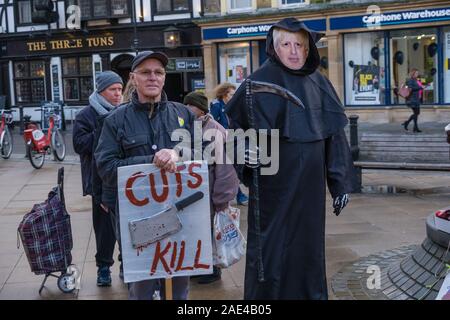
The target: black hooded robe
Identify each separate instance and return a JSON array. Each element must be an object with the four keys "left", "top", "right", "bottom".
[{"left": 225, "top": 18, "right": 356, "bottom": 300}]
